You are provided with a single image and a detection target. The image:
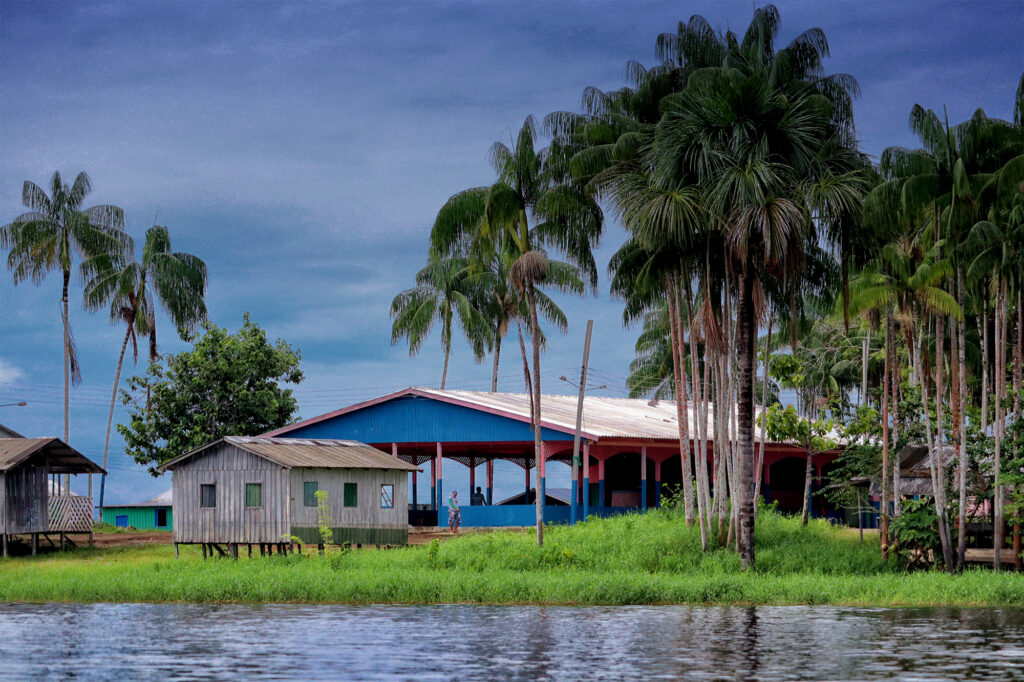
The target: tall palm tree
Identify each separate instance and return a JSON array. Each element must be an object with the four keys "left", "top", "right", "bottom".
[
  {"left": 390, "top": 255, "right": 489, "bottom": 389},
  {"left": 83, "top": 224, "right": 208, "bottom": 517},
  {"left": 1, "top": 171, "right": 127, "bottom": 492},
  {"left": 430, "top": 116, "right": 602, "bottom": 545}
]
